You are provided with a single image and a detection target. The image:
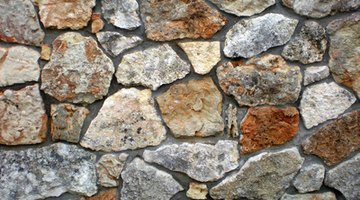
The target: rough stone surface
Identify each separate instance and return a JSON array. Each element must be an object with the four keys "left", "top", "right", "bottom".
[
  {"left": 41, "top": 32, "right": 114, "bottom": 104},
  {"left": 143, "top": 140, "right": 240, "bottom": 182},
  {"left": 304, "top": 66, "right": 330, "bottom": 86},
  {"left": 293, "top": 163, "right": 325, "bottom": 193},
  {"left": 140, "top": 0, "right": 227, "bottom": 41},
  {"left": 38, "top": 0, "right": 95, "bottom": 30},
  {"left": 116, "top": 44, "right": 190, "bottom": 90},
  {"left": 97, "top": 153, "right": 128, "bottom": 187},
  {"left": 0, "top": 143, "right": 97, "bottom": 199},
  {"left": 40, "top": 44, "right": 51, "bottom": 61},
  {"left": 91, "top": 13, "right": 104, "bottom": 34},
  {"left": 186, "top": 182, "right": 208, "bottom": 200},
  {"left": 240, "top": 107, "right": 299, "bottom": 154},
  {"left": 300, "top": 82, "right": 356, "bottom": 129},
  {"left": 224, "top": 13, "right": 298, "bottom": 58},
  {"left": 226, "top": 103, "right": 239, "bottom": 138},
  {"left": 102, "top": 0, "right": 141, "bottom": 30},
  {"left": 282, "top": 21, "right": 327, "bottom": 64},
  {"left": 121, "top": 158, "right": 183, "bottom": 200},
  {"left": 156, "top": 78, "right": 224, "bottom": 138},
  {"left": 80, "top": 88, "right": 166, "bottom": 152},
  {"left": 210, "top": 148, "right": 304, "bottom": 200},
  {"left": 0, "top": 46, "right": 40, "bottom": 87},
  {"left": 281, "top": 192, "right": 337, "bottom": 200},
  {"left": 209, "top": 0, "right": 275, "bottom": 16},
  {"left": 302, "top": 110, "right": 360, "bottom": 166},
  {"left": 0, "top": 85, "right": 47, "bottom": 145},
  {"left": 81, "top": 189, "right": 117, "bottom": 200},
  {"left": 217, "top": 54, "right": 302, "bottom": 106}
]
